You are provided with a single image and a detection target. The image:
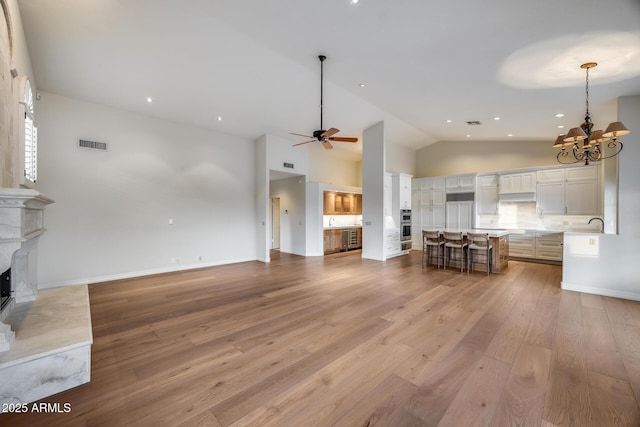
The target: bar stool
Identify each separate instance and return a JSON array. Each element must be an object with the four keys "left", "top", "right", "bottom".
[
  {"left": 443, "top": 231, "right": 468, "bottom": 273},
  {"left": 467, "top": 232, "right": 493, "bottom": 275},
  {"left": 422, "top": 230, "right": 444, "bottom": 269}
]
